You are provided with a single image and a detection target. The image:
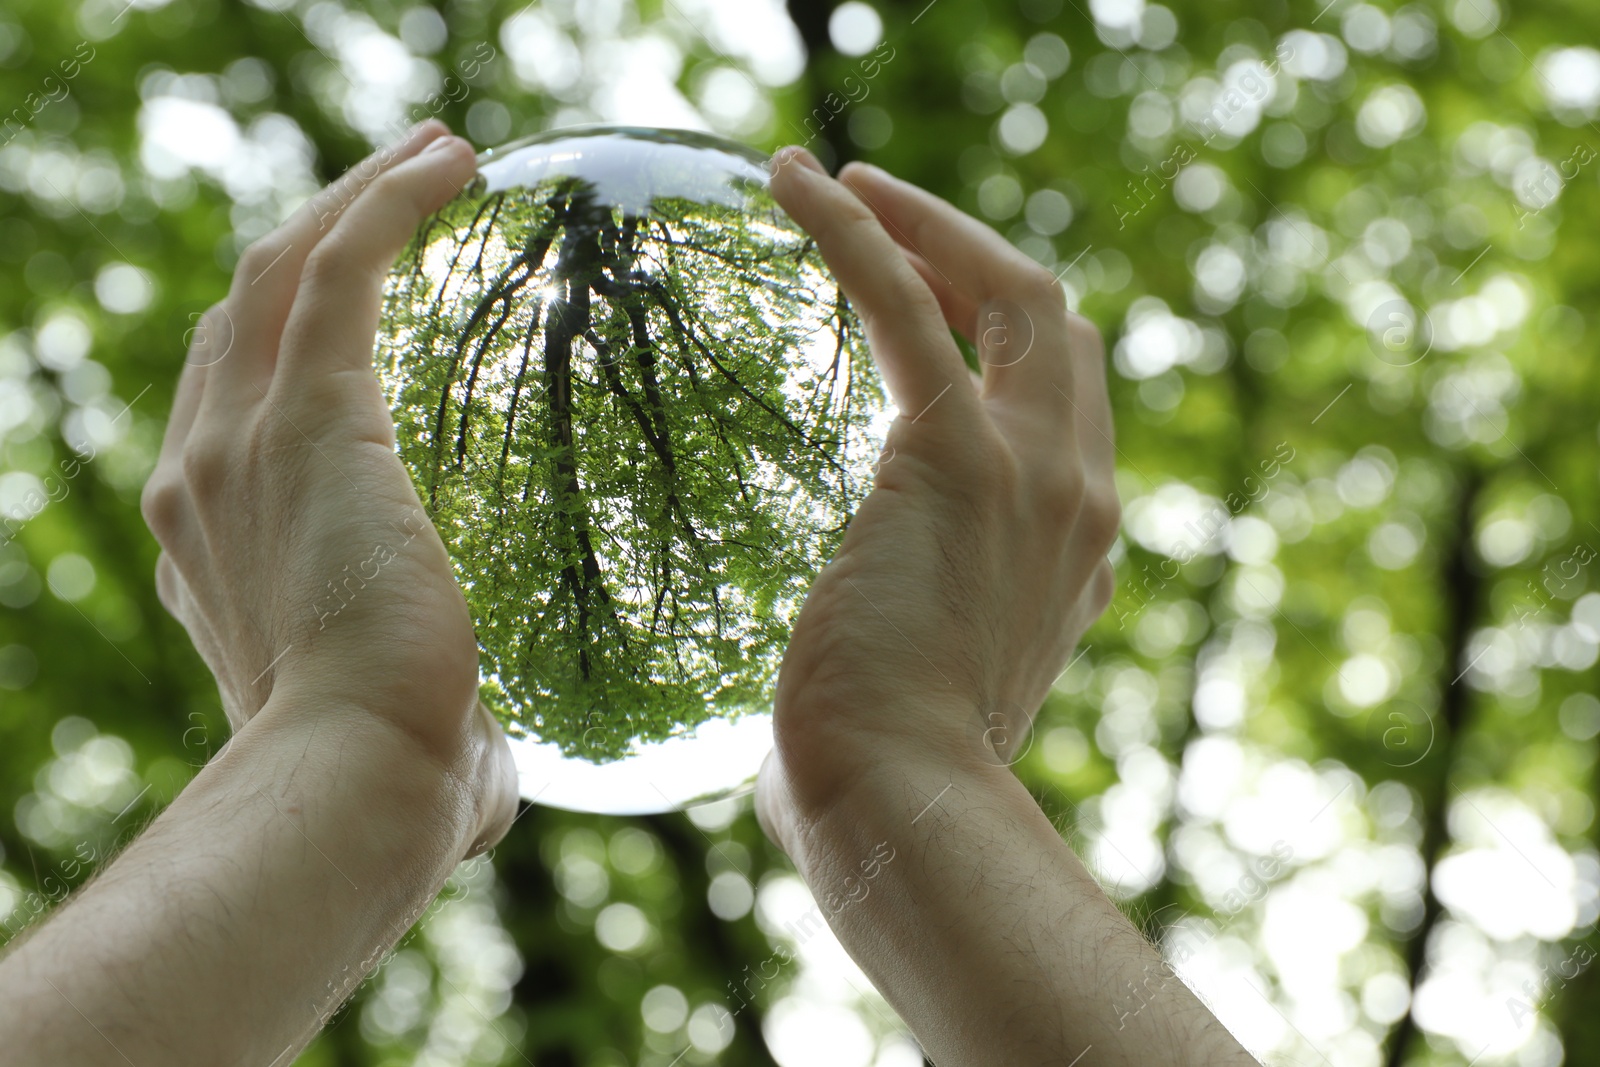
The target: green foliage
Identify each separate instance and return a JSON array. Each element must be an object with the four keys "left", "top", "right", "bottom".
[
  {"left": 5, "top": 0, "right": 1600, "bottom": 1063},
  {"left": 377, "top": 144, "right": 879, "bottom": 759}
]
